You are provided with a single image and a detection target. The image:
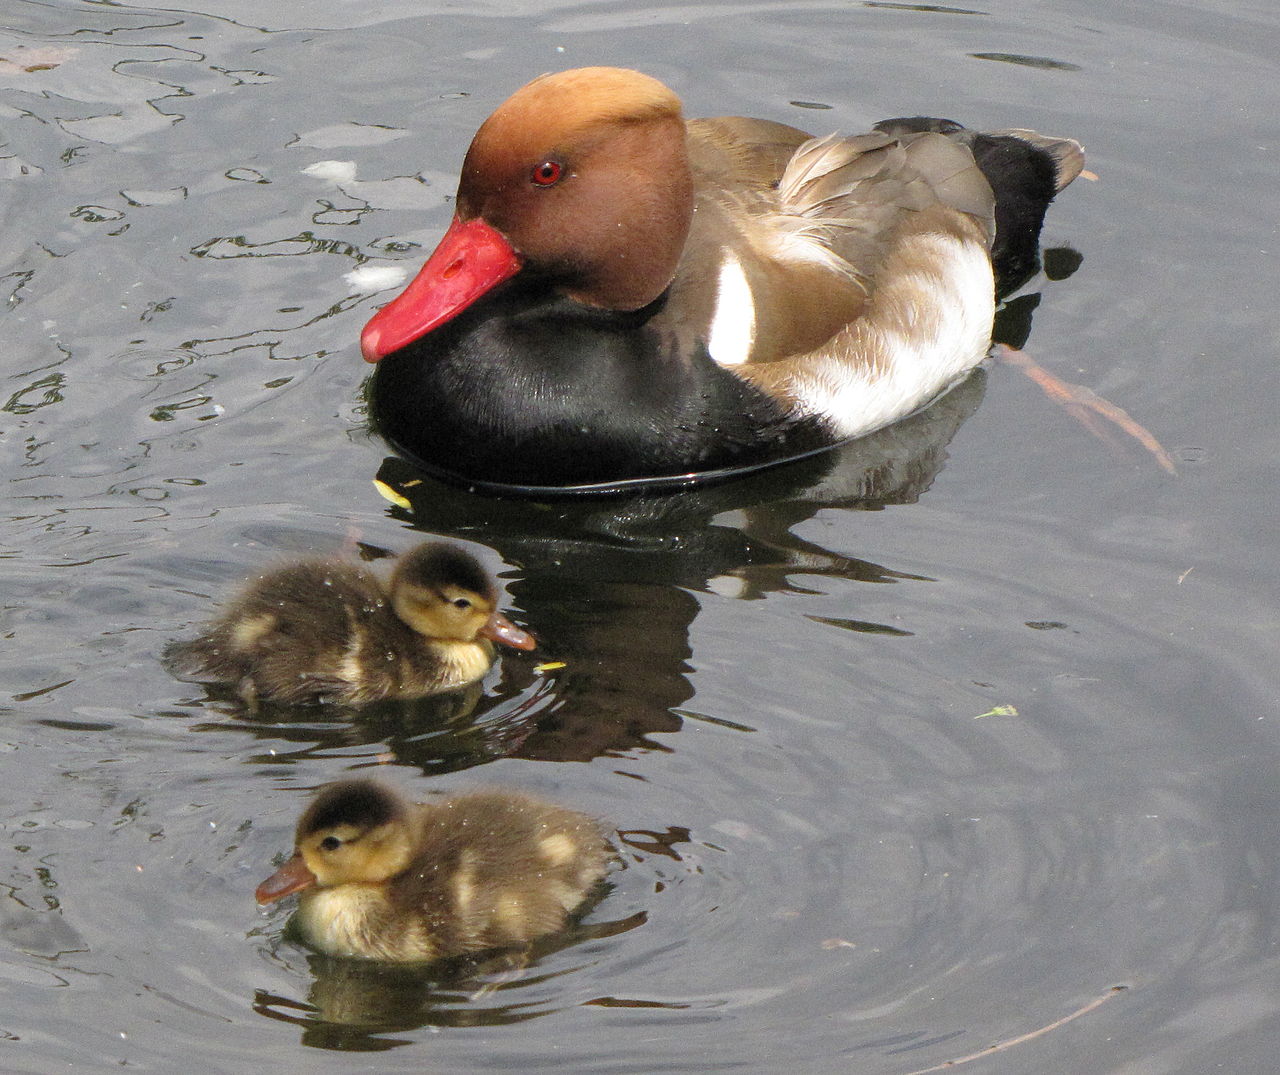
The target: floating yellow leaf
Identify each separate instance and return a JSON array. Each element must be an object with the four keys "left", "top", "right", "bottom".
[
  {"left": 974, "top": 705, "right": 1018, "bottom": 719},
  {"left": 372, "top": 478, "right": 411, "bottom": 509},
  {"left": 534, "top": 661, "right": 566, "bottom": 673}
]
